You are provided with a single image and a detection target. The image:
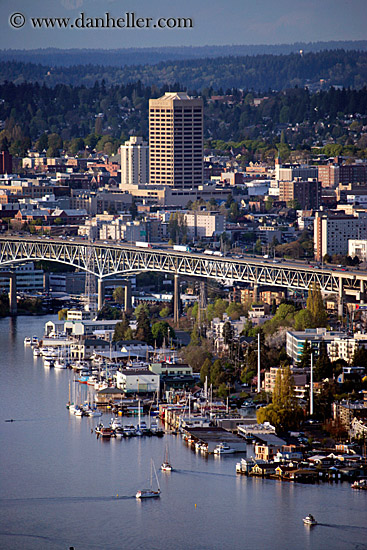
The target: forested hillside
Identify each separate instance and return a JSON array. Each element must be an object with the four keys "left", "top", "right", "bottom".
[
  {"left": 1, "top": 80, "right": 366, "bottom": 159},
  {"left": 1, "top": 49, "right": 367, "bottom": 90},
  {"left": 1, "top": 41, "right": 366, "bottom": 67}
]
